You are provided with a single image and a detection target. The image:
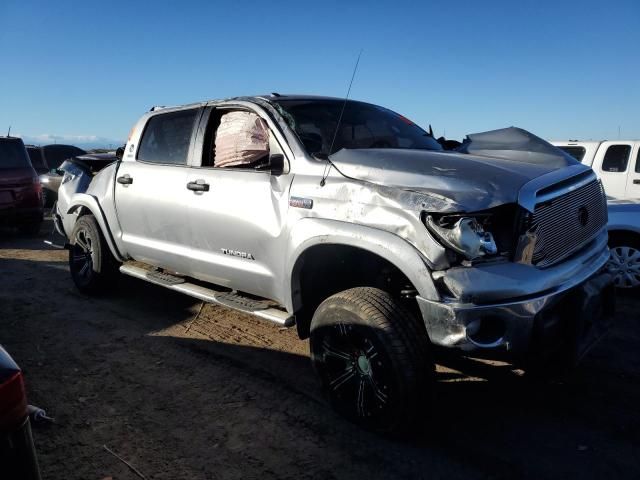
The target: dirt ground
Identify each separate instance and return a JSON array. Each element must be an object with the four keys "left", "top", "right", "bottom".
[{"left": 1, "top": 220, "right": 639, "bottom": 480}]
